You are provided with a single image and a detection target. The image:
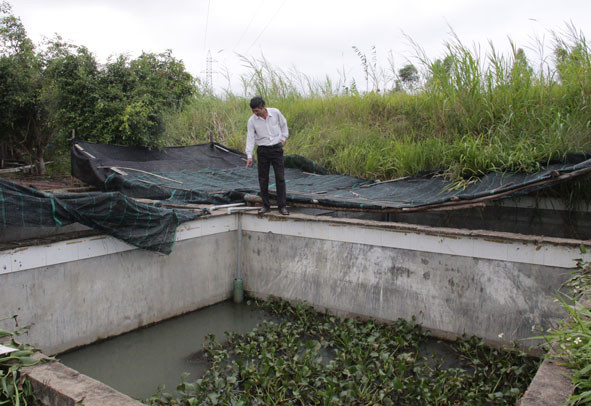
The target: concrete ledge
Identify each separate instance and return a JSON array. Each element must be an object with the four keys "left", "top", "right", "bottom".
[
  {"left": 519, "top": 356, "right": 574, "bottom": 405},
  {"left": 23, "top": 359, "right": 142, "bottom": 406},
  {"left": 246, "top": 212, "right": 591, "bottom": 268}
]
